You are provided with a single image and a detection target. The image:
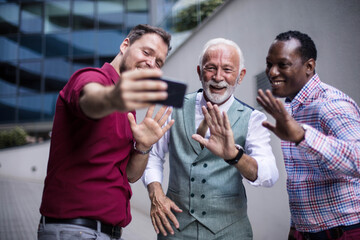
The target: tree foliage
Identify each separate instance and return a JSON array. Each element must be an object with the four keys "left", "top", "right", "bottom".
[{"left": 173, "top": 0, "right": 224, "bottom": 32}]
